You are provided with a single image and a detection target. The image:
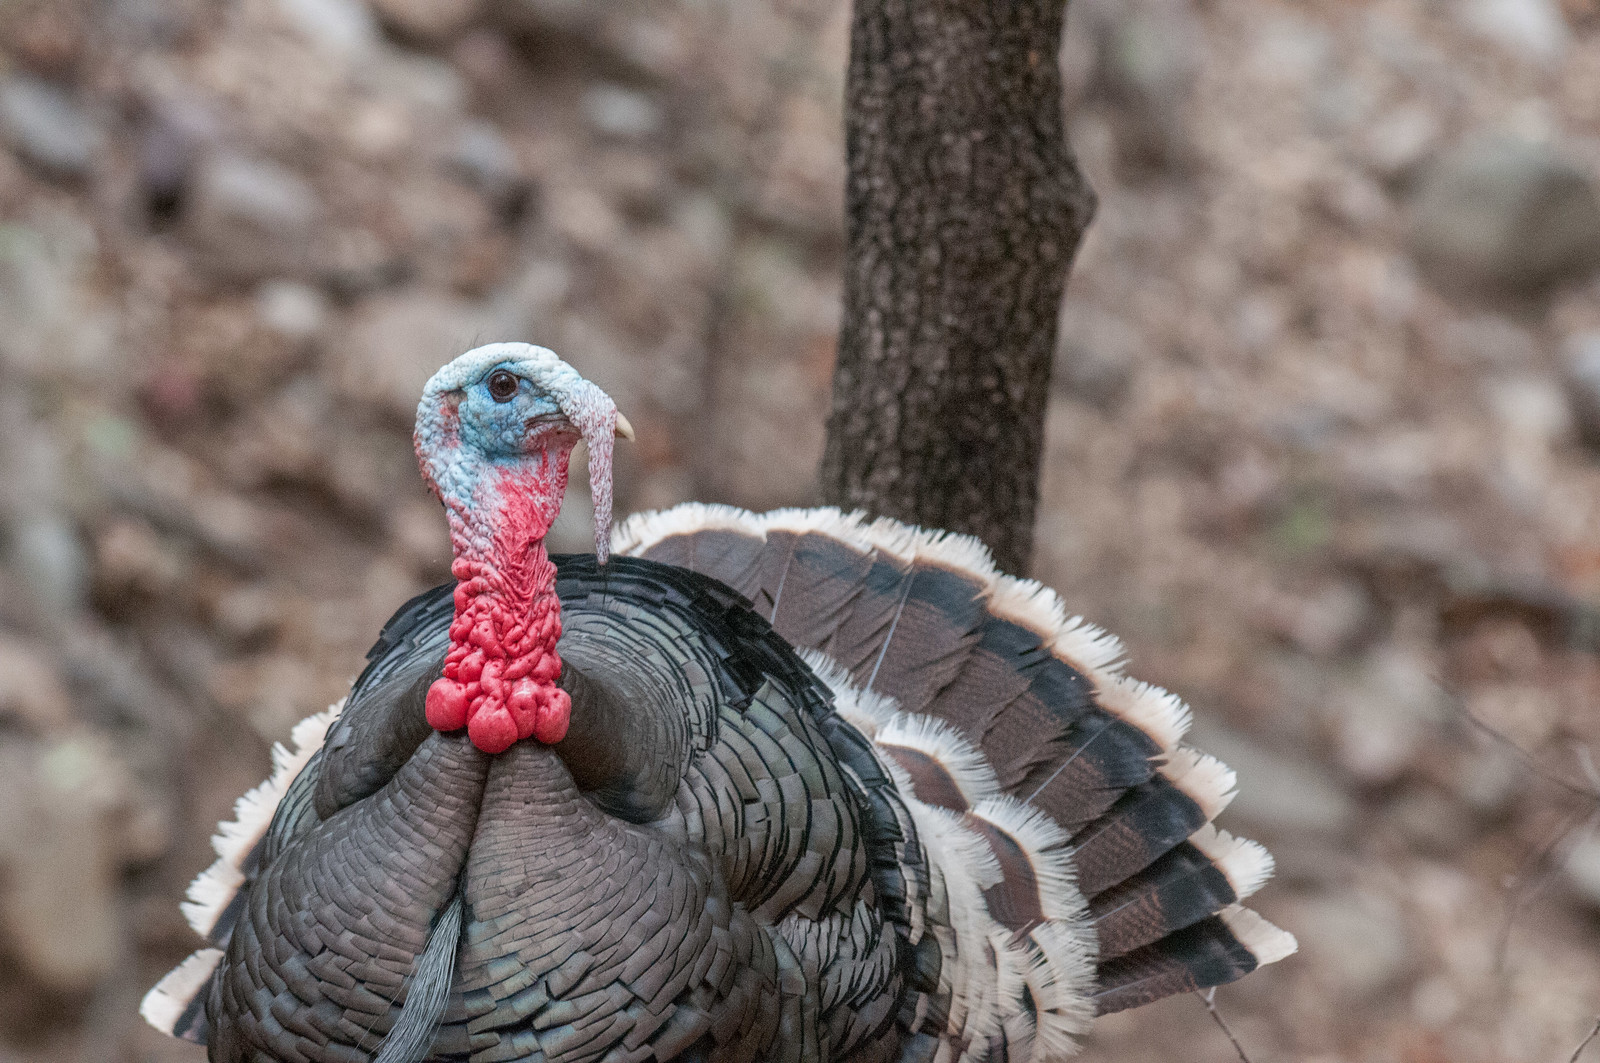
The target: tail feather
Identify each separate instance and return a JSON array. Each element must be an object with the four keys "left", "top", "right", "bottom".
[
  {"left": 1068, "top": 780, "right": 1207, "bottom": 898},
  {"left": 1087, "top": 842, "right": 1238, "bottom": 959},
  {"left": 812, "top": 656, "right": 1097, "bottom": 1060},
  {"left": 1219, "top": 904, "right": 1298, "bottom": 966},
  {"left": 1093, "top": 907, "right": 1298, "bottom": 1015},
  {"left": 769, "top": 529, "right": 882, "bottom": 651},
  {"left": 1068, "top": 743, "right": 1241, "bottom": 900},
  {"left": 1190, "top": 825, "right": 1275, "bottom": 902},
  {"left": 139, "top": 947, "right": 221, "bottom": 1043},
  {"left": 1091, "top": 915, "right": 1257, "bottom": 1014}
]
